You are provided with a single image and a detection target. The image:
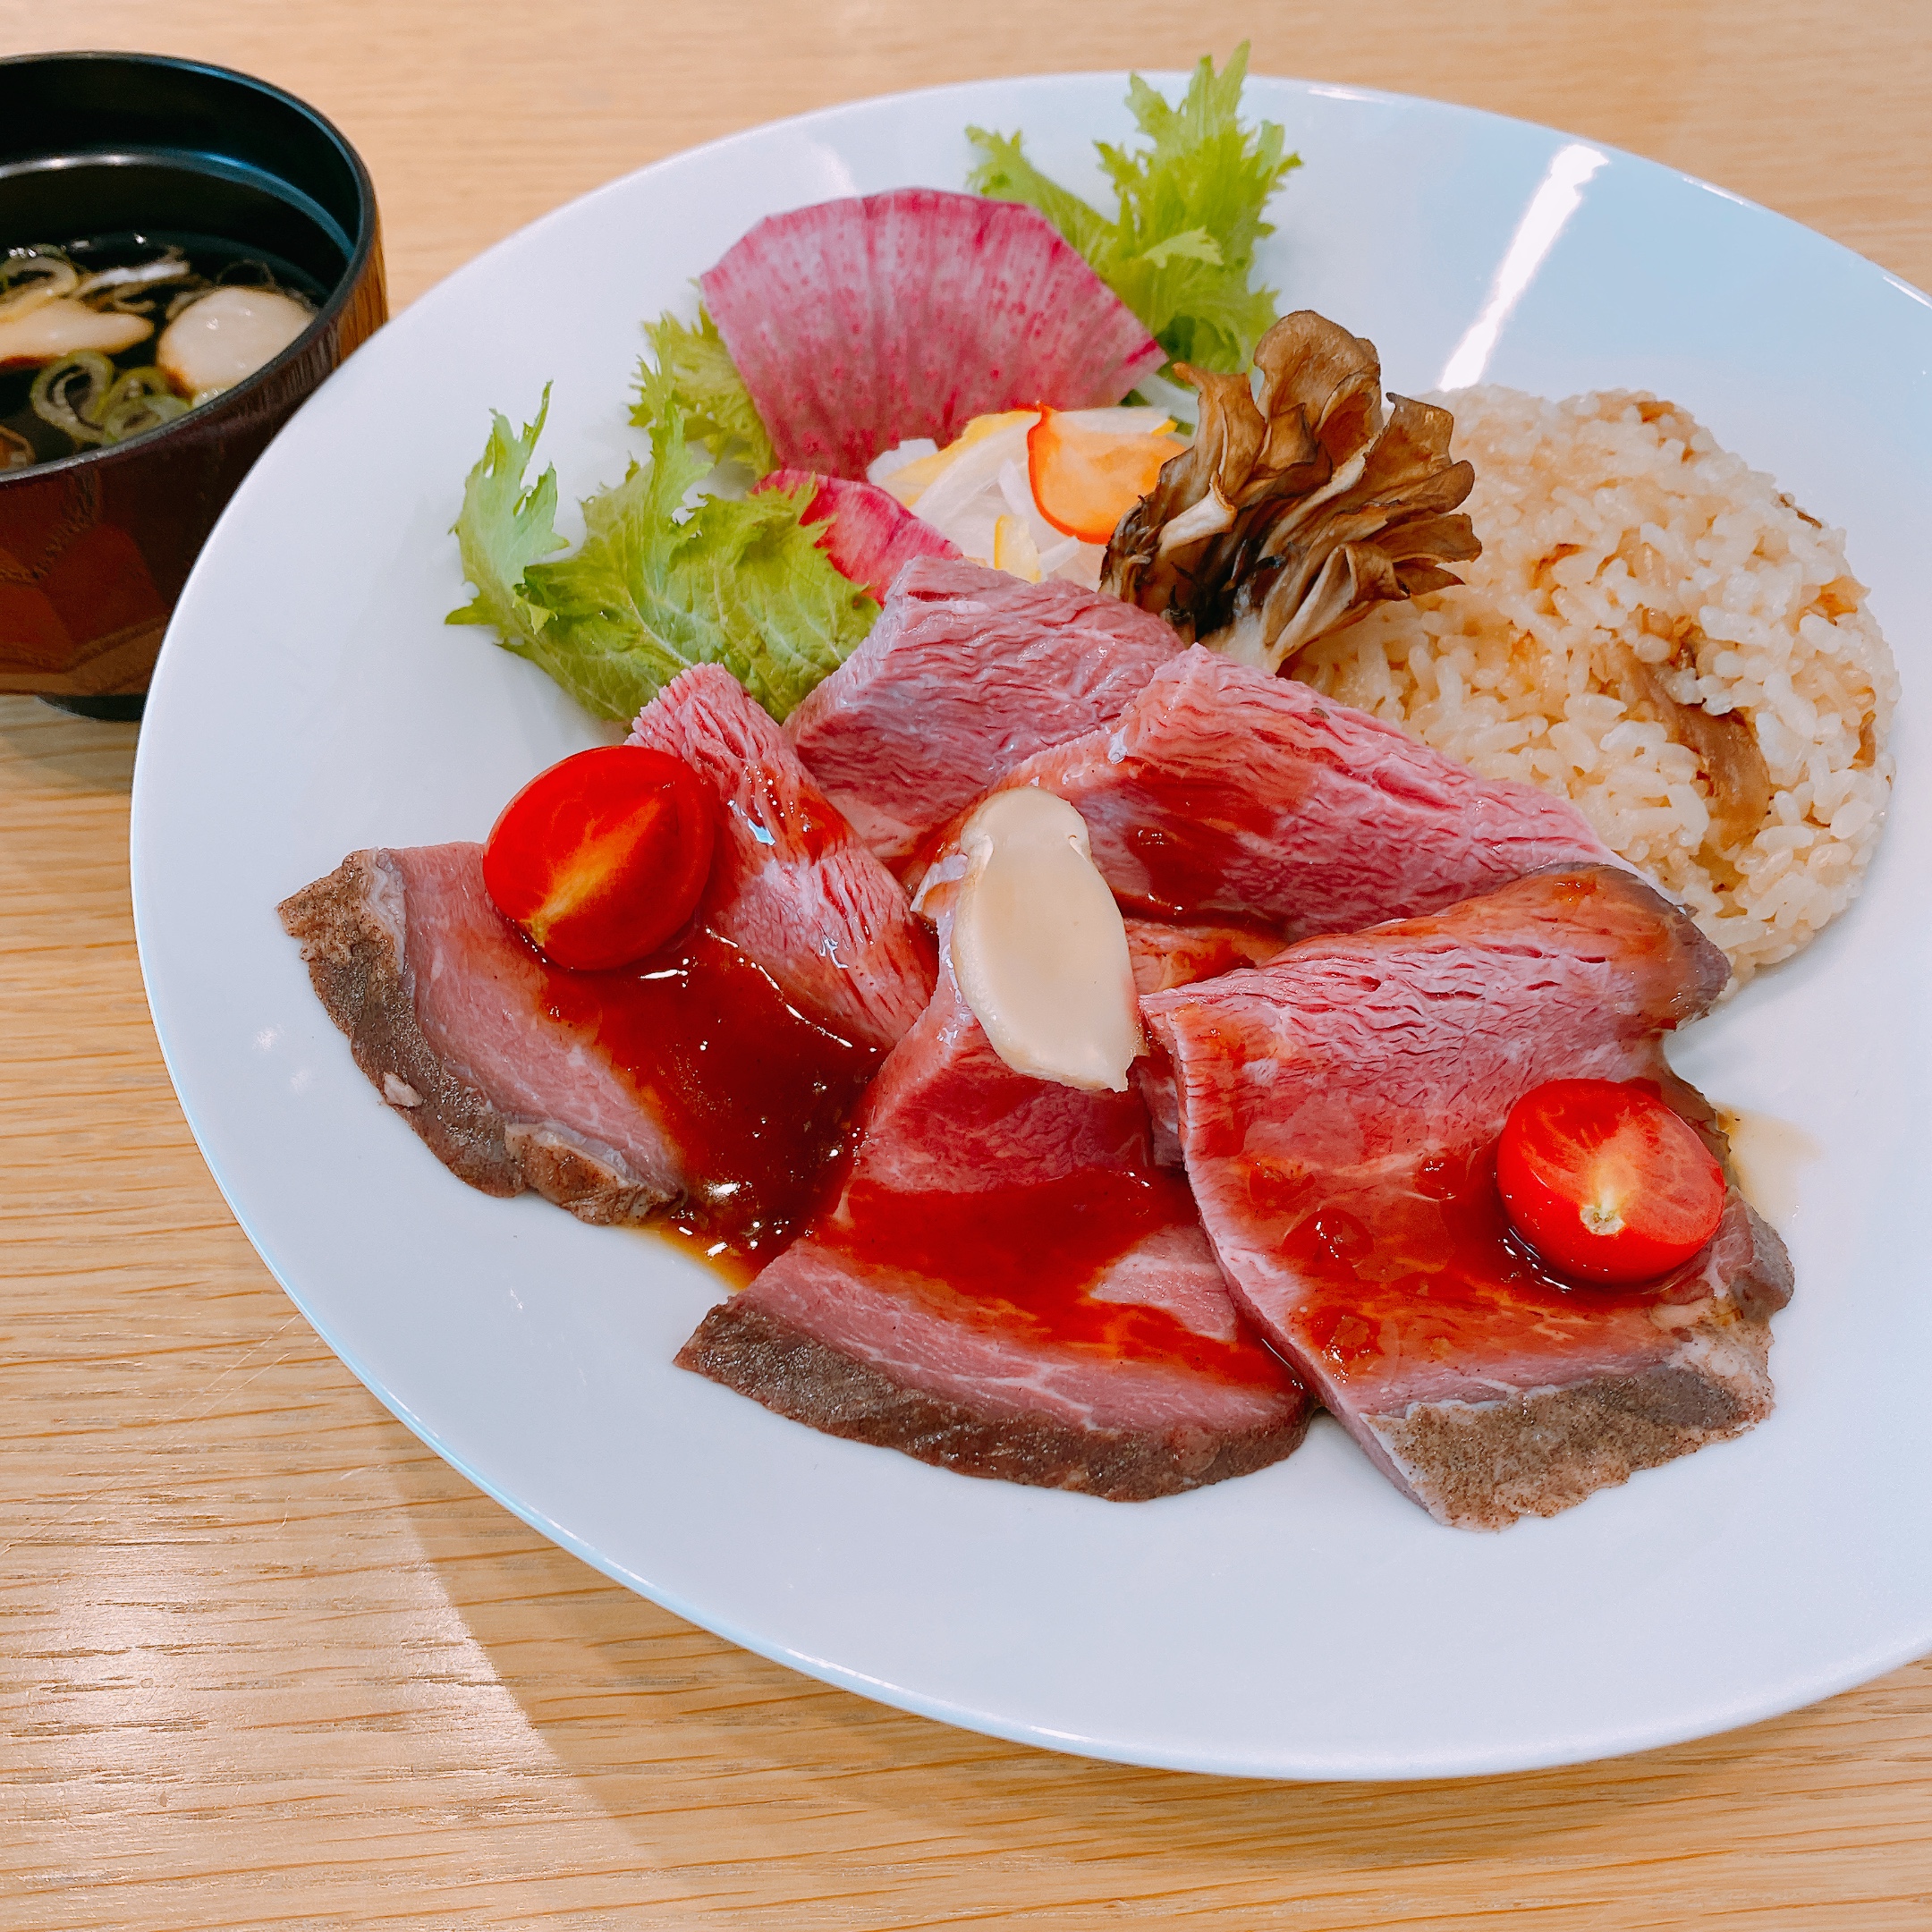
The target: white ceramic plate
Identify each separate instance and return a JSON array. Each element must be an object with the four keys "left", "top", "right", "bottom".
[{"left": 131, "top": 74, "right": 1932, "bottom": 1780}]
